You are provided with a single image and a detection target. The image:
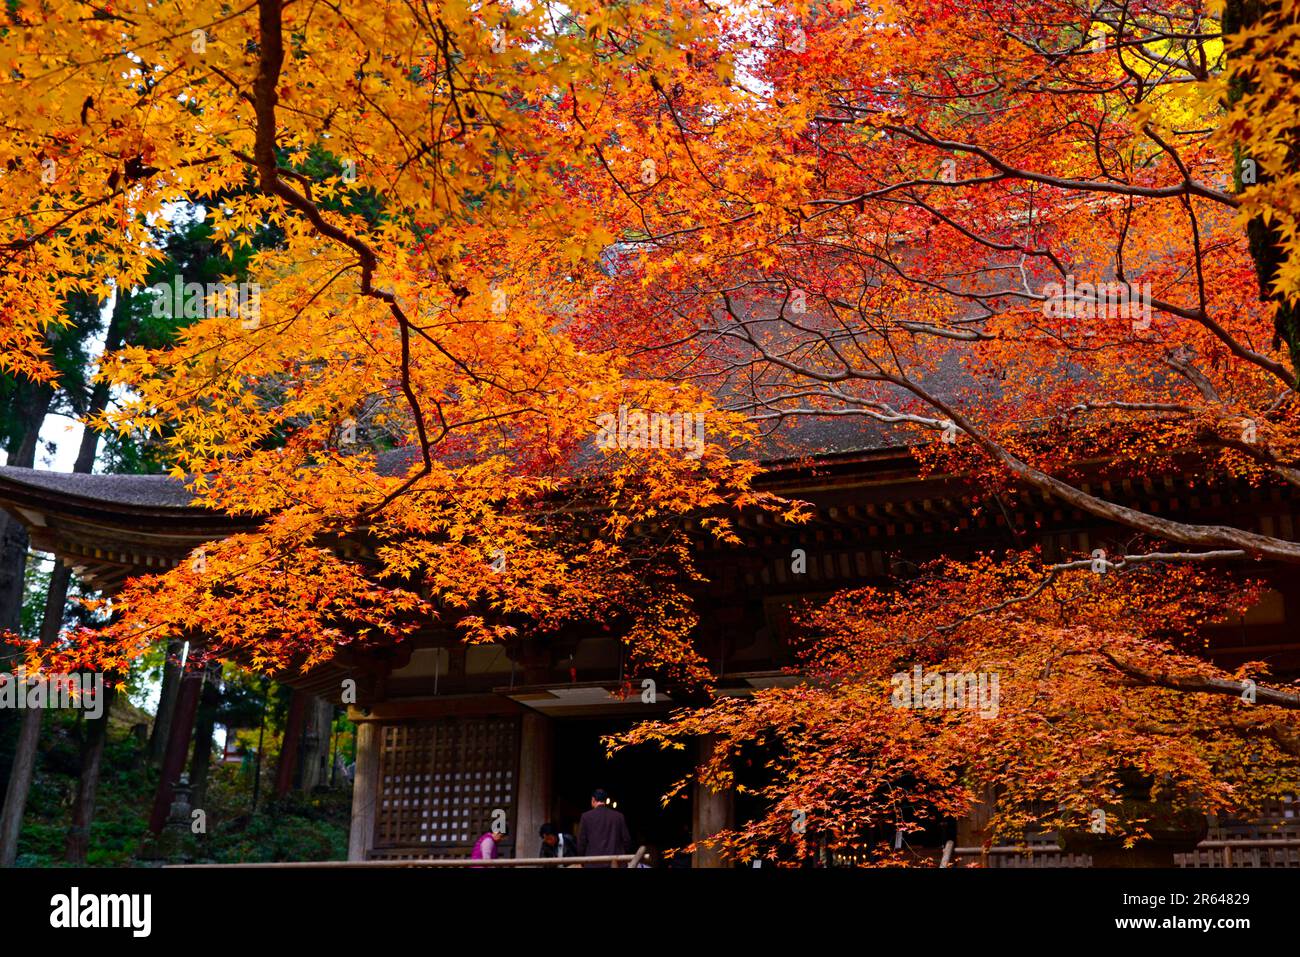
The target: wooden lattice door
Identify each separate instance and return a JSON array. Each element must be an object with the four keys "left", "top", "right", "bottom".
[{"left": 371, "top": 716, "right": 520, "bottom": 860}]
